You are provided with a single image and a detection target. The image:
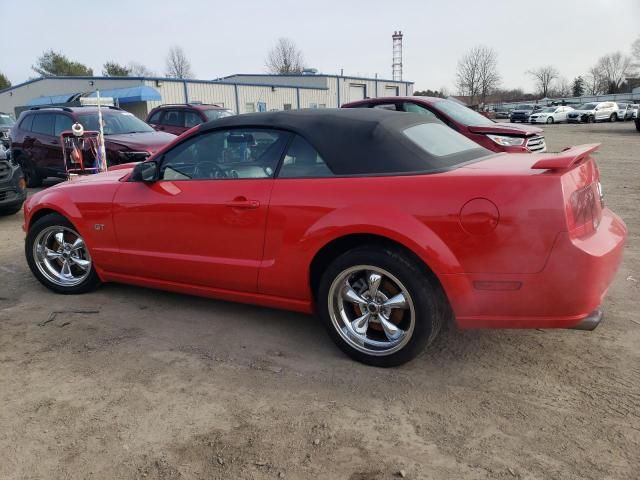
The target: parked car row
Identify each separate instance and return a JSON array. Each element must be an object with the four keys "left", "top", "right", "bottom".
[{"left": 504, "top": 101, "right": 639, "bottom": 124}]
